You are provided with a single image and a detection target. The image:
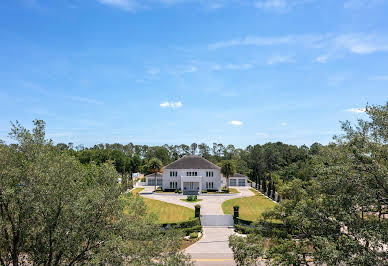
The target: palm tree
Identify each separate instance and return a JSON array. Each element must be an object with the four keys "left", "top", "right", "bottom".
[
  {"left": 147, "top": 158, "right": 163, "bottom": 191},
  {"left": 221, "top": 160, "right": 236, "bottom": 191}
]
